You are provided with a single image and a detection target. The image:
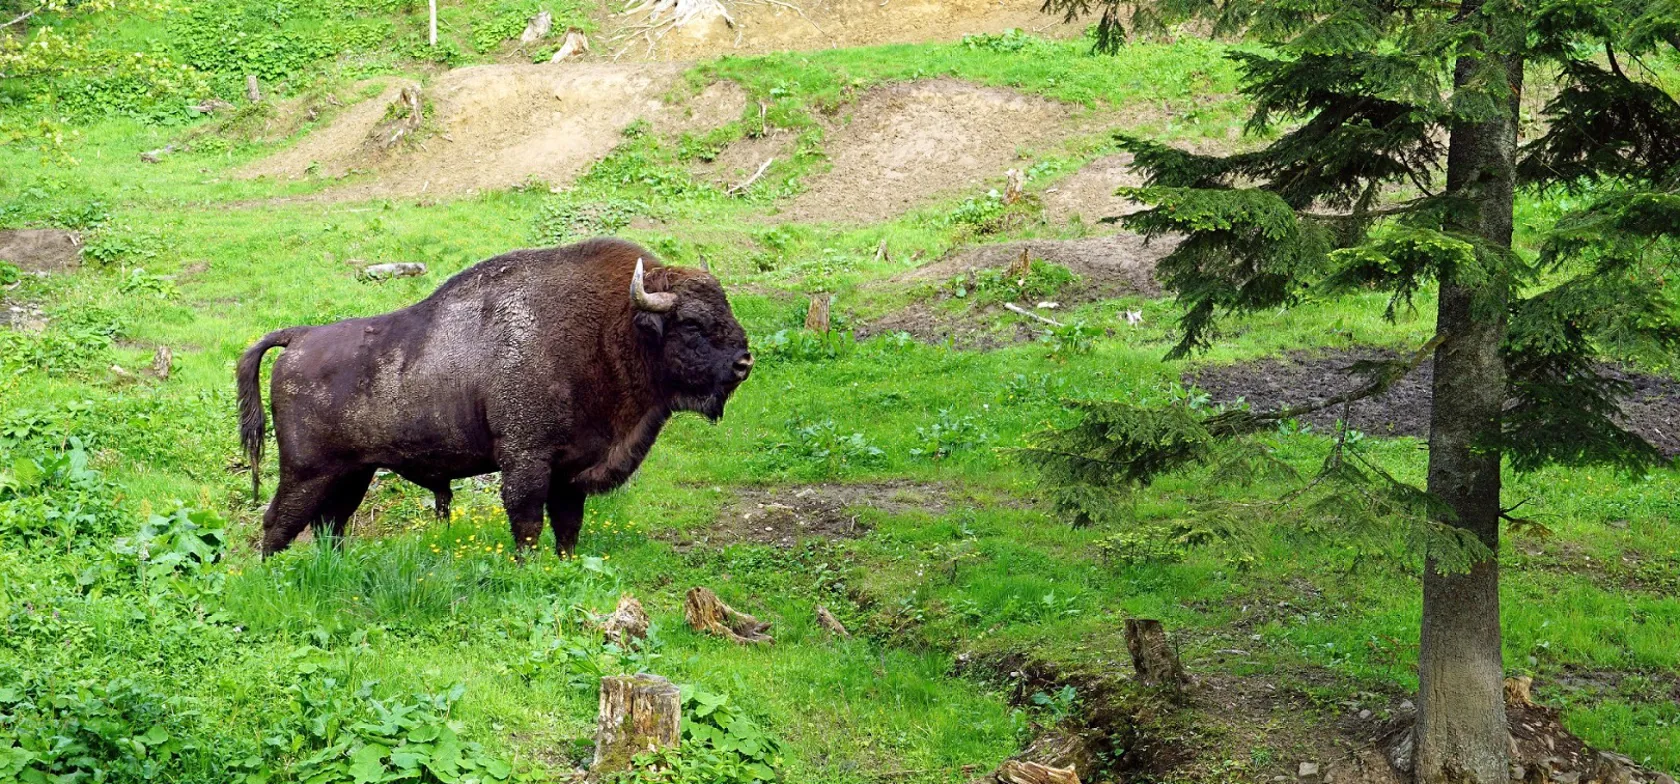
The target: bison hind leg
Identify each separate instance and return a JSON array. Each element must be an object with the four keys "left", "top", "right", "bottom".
[
  {"left": 261, "top": 473, "right": 340, "bottom": 556},
  {"left": 315, "top": 468, "right": 376, "bottom": 546}
]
